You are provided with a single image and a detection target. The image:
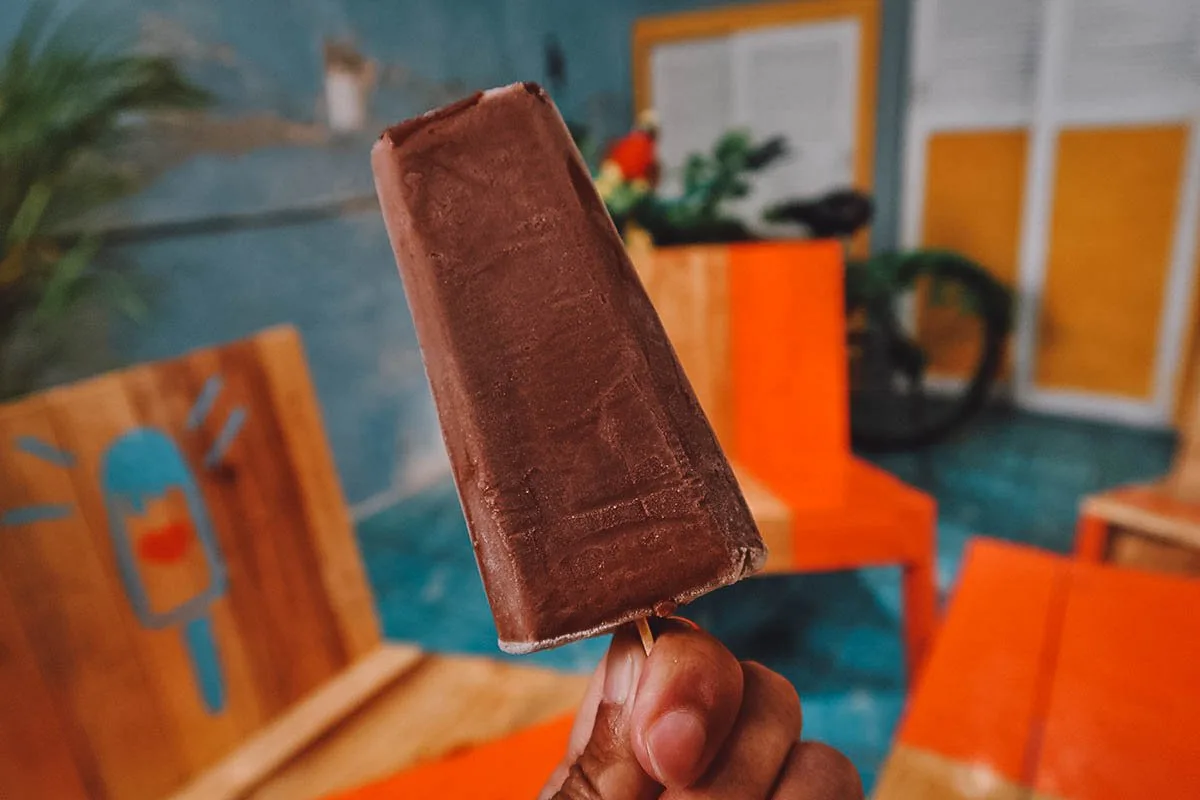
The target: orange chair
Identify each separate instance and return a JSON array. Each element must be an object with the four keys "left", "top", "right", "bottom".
[
  {"left": 727, "top": 240, "right": 938, "bottom": 682},
  {"left": 1075, "top": 367, "right": 1200, "bottom": 574}
]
